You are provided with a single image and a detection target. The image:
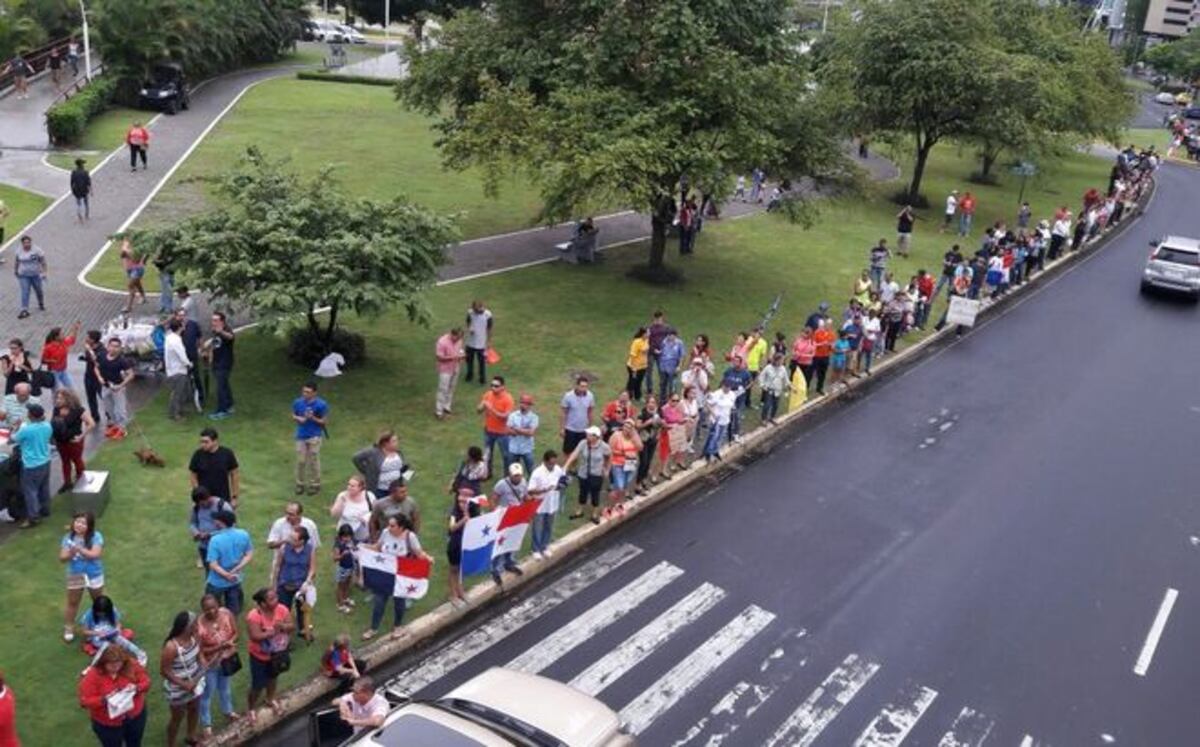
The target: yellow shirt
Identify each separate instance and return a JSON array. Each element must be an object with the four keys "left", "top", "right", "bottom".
[
  {"left": 745, "top": 337, "right": 769, "bottom": 372},
  {"left": 627, "top": 338, "right": 649, "bottom": 371}
]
